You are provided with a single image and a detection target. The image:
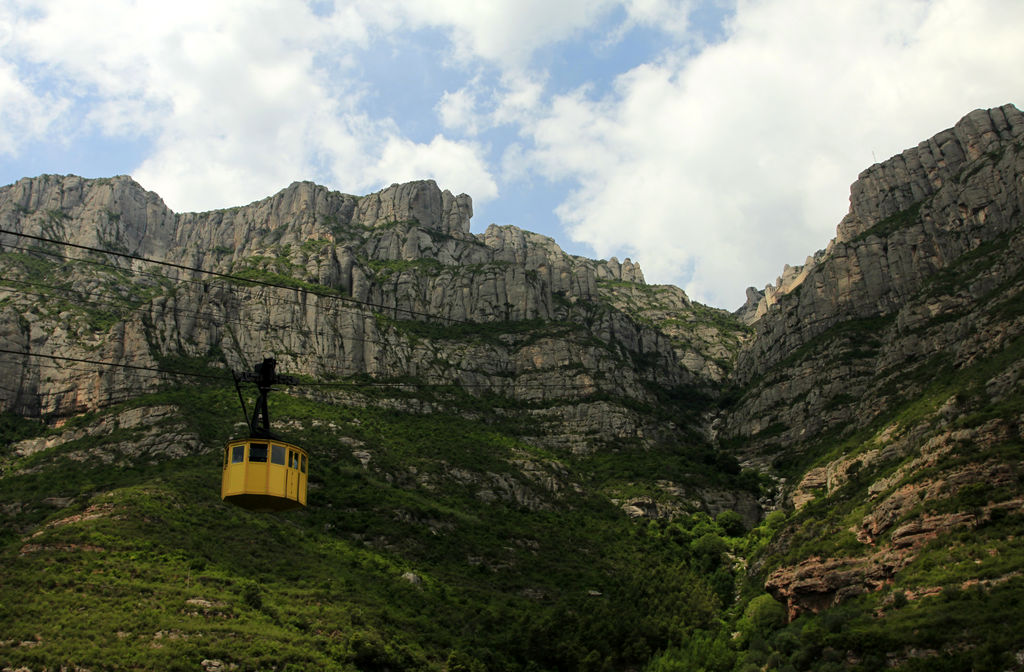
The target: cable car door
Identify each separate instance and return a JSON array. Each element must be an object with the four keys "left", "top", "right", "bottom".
[{"left": 287, "top": 449, "right": 299, "bottom": 500}]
